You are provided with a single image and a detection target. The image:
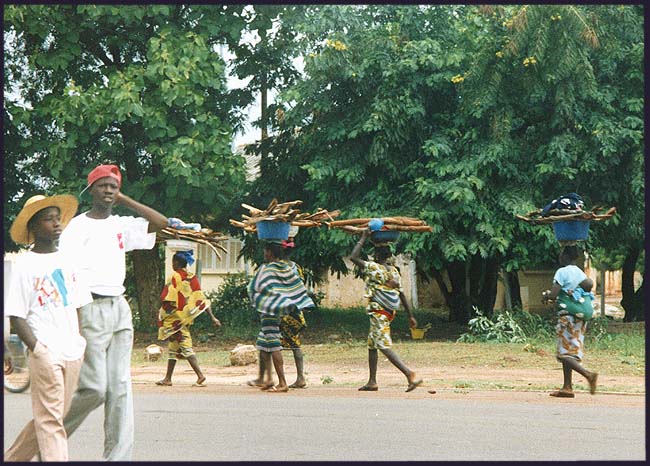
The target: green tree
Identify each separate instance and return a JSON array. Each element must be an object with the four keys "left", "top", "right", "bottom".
[
  {"left": 245, "top": 5, "right": 644, "bottom": 323},
  {"left": 4, "top": 5, "right": 248, "bottom": 326}
]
